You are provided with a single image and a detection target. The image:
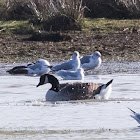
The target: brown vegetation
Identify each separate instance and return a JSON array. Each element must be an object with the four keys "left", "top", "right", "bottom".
[
  {"left": 84, "top": 0, "right": 140, "bottom": 18},
  {"left": 1, "top": 0, "right": 140, "bottom": 21},
  {"left": 0, "top": 30, "right": 140, "bottom": 63},
  {"left": 0, "top": 0, "right": 140, "bottom": 63}
]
